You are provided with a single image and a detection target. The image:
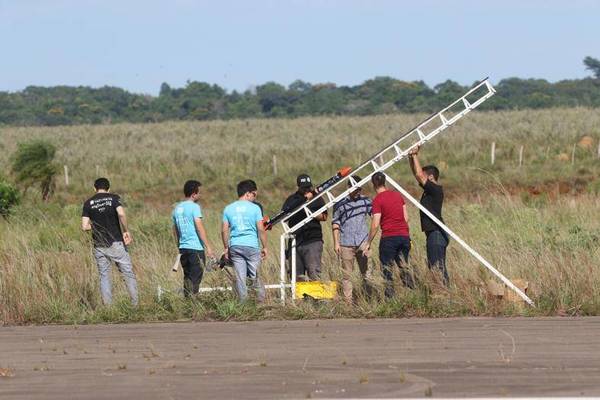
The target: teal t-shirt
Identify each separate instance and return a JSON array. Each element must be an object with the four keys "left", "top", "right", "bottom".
[
  {"left": 222, "top": 200, "right": 263, "bottom": 249},
  {"left": 172, "top": 200, "right": 204, "bottom": 251}
]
